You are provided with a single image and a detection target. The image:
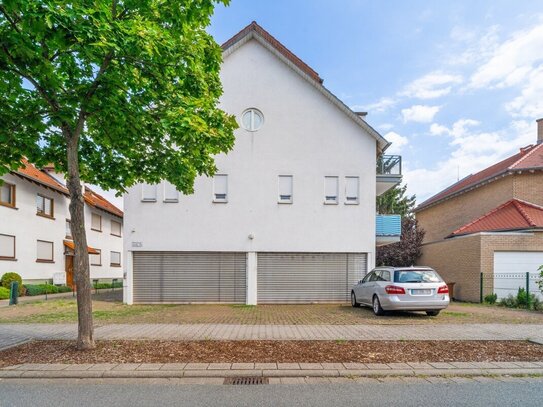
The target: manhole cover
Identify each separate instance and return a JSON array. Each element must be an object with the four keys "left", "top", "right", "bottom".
[{"left": 224, "top": 376, "right": 269, "bottom": 385}]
